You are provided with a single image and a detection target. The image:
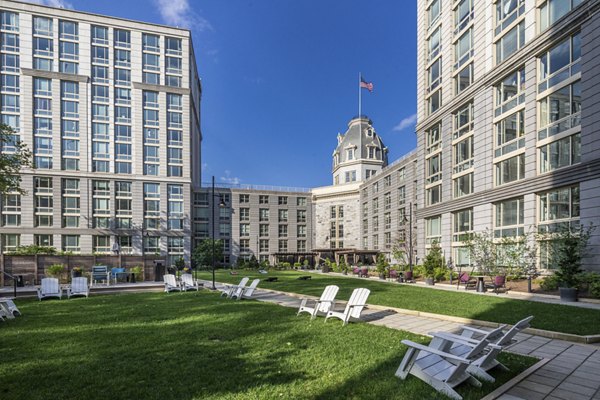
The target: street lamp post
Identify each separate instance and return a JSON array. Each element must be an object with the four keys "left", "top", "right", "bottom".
[
  {"left": 210, "top": 176, "right": 227, "bottom": 290},
  {"left": 402, "top": 202, "right": 414, "bottom": 275}
]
